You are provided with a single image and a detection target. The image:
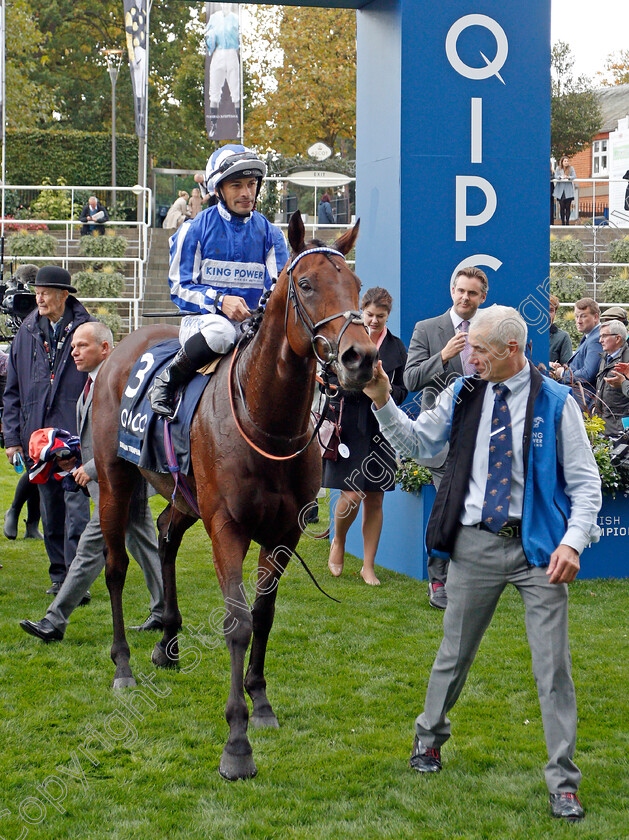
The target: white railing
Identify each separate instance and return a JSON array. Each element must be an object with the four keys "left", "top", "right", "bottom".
[{"left": 0, "top": 184, "right": 151, "bottom": 331}]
